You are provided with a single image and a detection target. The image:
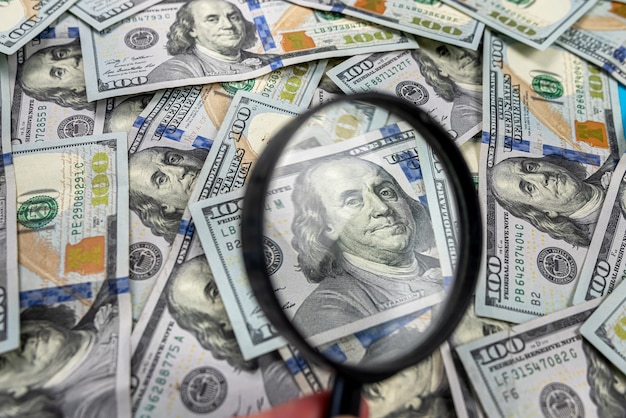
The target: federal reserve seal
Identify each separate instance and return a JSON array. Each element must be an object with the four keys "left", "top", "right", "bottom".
[
  {"left": 396, "top": 81, "right": 429, "bottom": 106},
  {"left": 17, "top": 195, "right": 58, "bottom": 229},
  {"left": 537, "top": 247, "right": 577, "bottom": 285},
  {"left": 221, "top": 79, "right": 255, "bottom": 95},
  {"left": 129, "top": 242, "right": 163, "bottom": 281},
  {"left": 539, "top": 382, "right": 584, "bottom": 418},
  {"left": 263, "top": 236, "right": 283, "bottom": 276},
  {"left": 57, "top": 115, "right": 94, "bottom": 138},
  {"left": 124, "top": 28, "right": 159, "bottom": 50},
  {"left": 180, "top": 367, "right": 227, "bottom": 414}
]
